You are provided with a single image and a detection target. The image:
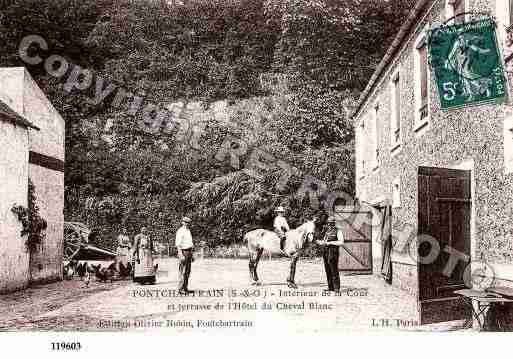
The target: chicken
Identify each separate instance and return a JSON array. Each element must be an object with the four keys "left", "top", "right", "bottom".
[
  {"left": 92, "top": 262, "right": 117, "bottom": 283},
  {"left": 83, "top": 271, "right": 91, "bottom": 288},
  {"left": 63, "top": 265, "right": 72, "bottom": 280},
  {"left": 76, "top": 262, "right": 87, "bottom": 279},
  {"left": 126, "top": 262, "right": 133, "bottom": 278},
  {"left": 63, "top": 261, "right": 76, "bottom": 280},
  {"left": 119, "top": 262, "right": 128, "bottom": 278},
  {"left": 83, "top": 262, "right": 95, "bottom": 288},
  {"left": 86, "top": 263, "right": 95, "bottom": 275}
]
